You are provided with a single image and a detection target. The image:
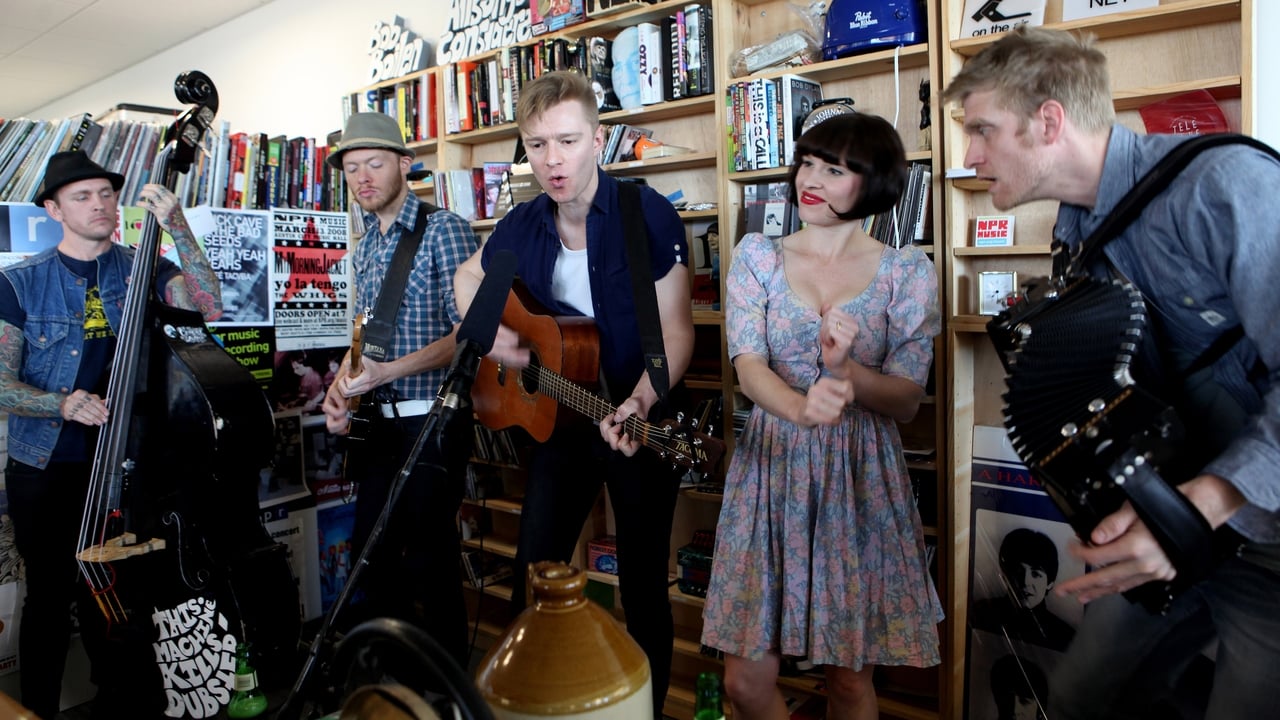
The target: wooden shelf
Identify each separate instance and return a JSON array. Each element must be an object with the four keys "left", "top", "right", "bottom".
[
  {"left": 680, "top": 487, "right": 725, "bottom": 503},
  {"left": 586, "top": 570, "right": 620, "bottom": 586},
  {"left": 601, "top": 94, "right": 717, "bottom": 124},
  {"left": 951, "top": 0, "right": 1241, "bottom": 56},
  {"left": 950, "top": 177, "right": 990, "bottom": 192},
  {"left": 730, "top": 151, "right": 933, "bottom": 184},
  {"left": 951, "top": 76, "right": 1242, "bottom": 122},
  {"left": 406, "top": 137, "right": 437, "bottom": 154},
  {"left": 462, "top": 497, "right": 523, "bottom": 515},
  {"left": 950, "top": 314, "right": 993, "bottom": 334},
  {"left": 565, "top": 0, "right": 700, "bottom": 37},
  {"left": 464, "top": 582, "right": 514, "bottom": 602},
  {"left": 953, "top": 244, "right": 1053, "bottom": 257},
  {"left": 1112, "top": 75, "right": 1240, "bottom": 112},
  {"left": 680, "top": 208, "right": 720, "bottom": 221},
  {"left": 730, "top": 43, "right": 930, "bottom": 84},
  {"left": 669, "top": 585, "right": 706, "bottom": 608},
  {"left": 603, "top": 150, "right": 716, "bottom": 175},
  {"left": 461, "top": 536, "right": 517, "bottom": 558},
  {"left": 476, "top": 205, "right": 720, "bottom": 230}
]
